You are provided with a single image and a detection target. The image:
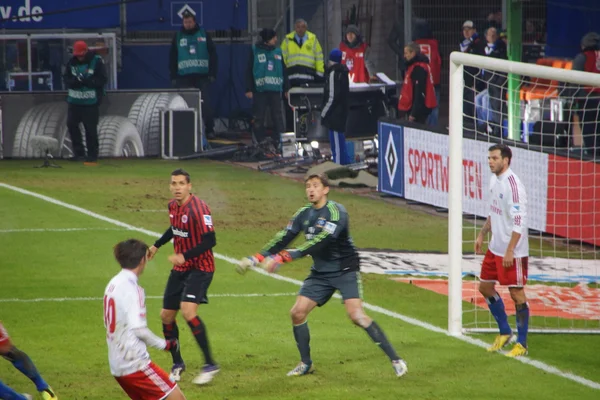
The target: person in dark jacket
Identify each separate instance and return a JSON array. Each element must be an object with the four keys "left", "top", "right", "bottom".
[
  {"left": 412, "top": 19, "right": 442, "bottom": 126},
  {"left": 169, "top": 11, "right": 218, "bottom": 137},
  {"left": 321, "top": 49, "right": 350, "bottom": 165},
  {"left": 572, "top": 32, "right": 600, "bottom": 156},
  {"left": 397, "top": 42, "right": 437, "bottom": 124},
  {"left": 63, "top": 40, "right": 107, "bottom": 164},
  {"left": 245, "top": 28, "right": 288, "bottom": 146},
  {"left": 461, "top": 20, "right": 484, "bottom": 127},
  {"left": 475, "top": 27, "right": 508, "bottom": 135}
]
